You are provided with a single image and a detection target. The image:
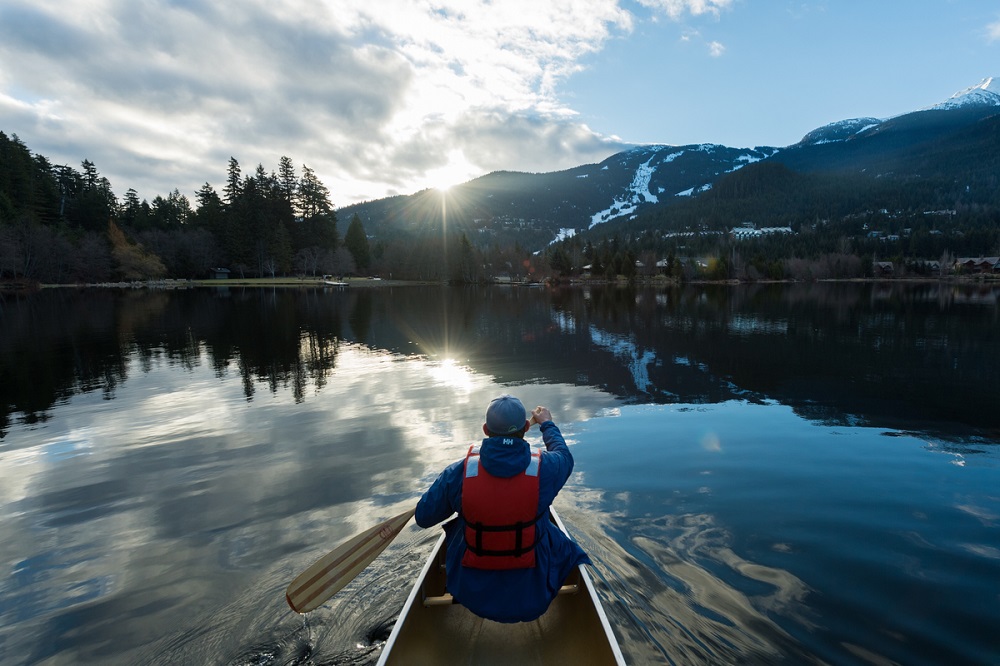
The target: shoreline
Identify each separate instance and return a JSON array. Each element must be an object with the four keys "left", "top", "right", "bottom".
[
  {"left": 13, "top": 273, "right": 999, "bottom": 291},
  {"left": 33, "top": 277, "right": 442, "bottom": 290}
]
